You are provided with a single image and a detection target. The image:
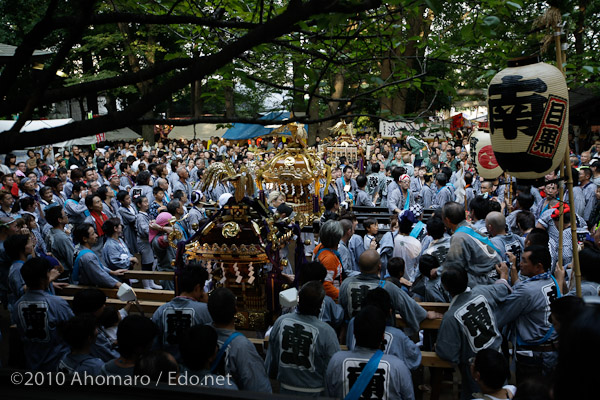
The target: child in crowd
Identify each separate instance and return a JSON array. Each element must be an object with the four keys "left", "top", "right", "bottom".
[
  {"left": 134, "top": 195, "right": 161, "bottom": 289},
  {"left": 386, "top": 257, "right": 411, "bottom": 292},
  {"left": 179, "top": 324, "right": 238, "bottom": 389},
  {"left": 102, "top": 315, "right": 158, "bottom": 377},
  {"left": 149, "top": 186, "right": 167, "bottom": 219},
  {"left": 378, "top": 215, "right": 399, "bottom": 277},
  {"left": 354, "top": 175, "right": 377, "bottom": 207},
  {"left": 362, "top": 218, "right": 379, "bottom": 250},
  {"left": 411, "top": 254, "right": 450, "bottom": 303},
  {"left": 58, "top": 313, "right": 104, "bottom": 376},
  {"left": 97, "top": 305, "right": 126, "bottom": 345},
  {"left": 117, "top": 190, "right": 138, "bottom": 255}
]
